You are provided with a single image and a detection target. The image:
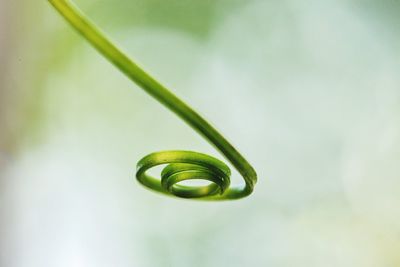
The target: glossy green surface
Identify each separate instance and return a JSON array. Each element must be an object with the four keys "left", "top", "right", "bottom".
[{"left": 48, "top": 0, "right": 257, "bottom": 200}]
